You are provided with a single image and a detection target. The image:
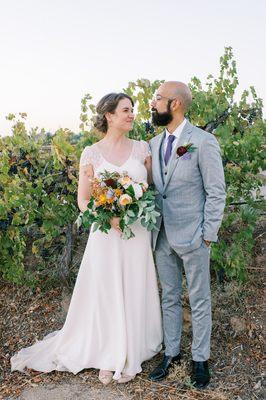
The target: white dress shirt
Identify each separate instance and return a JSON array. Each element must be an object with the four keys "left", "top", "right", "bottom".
[{"left": 163, "top": 118, "right": 187, "bottom": 156}]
